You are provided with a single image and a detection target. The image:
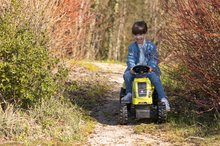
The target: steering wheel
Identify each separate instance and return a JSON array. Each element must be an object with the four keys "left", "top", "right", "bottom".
[{"left": 132, "top": 65, "right": 151, "bottom": 74}]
